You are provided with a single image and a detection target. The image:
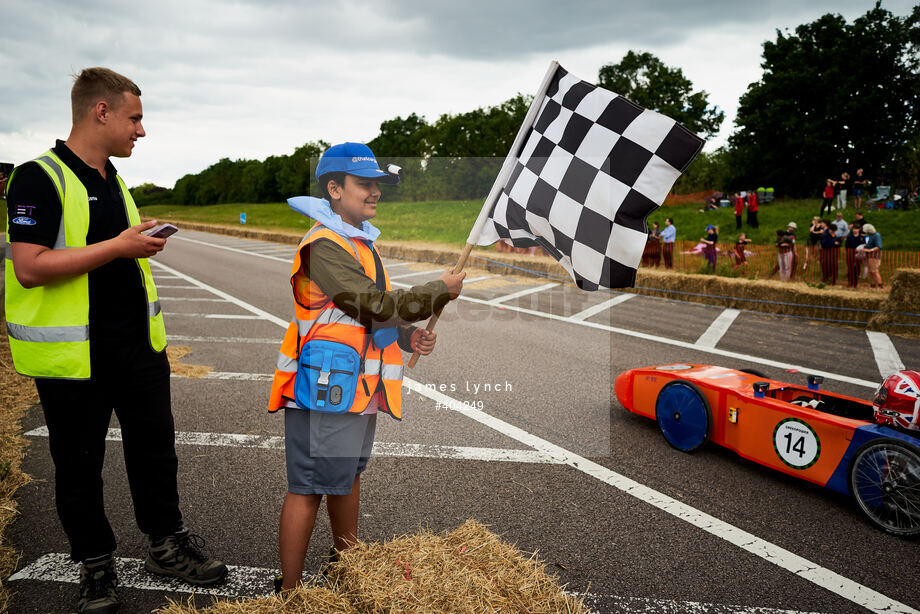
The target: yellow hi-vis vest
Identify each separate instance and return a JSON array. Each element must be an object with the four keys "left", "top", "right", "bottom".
[
  {"left": 4, "top": 150, "right": 166, "bottom": 379},
  {"left": 268, "top": 223, "right": 404, "bottom": 419}
]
